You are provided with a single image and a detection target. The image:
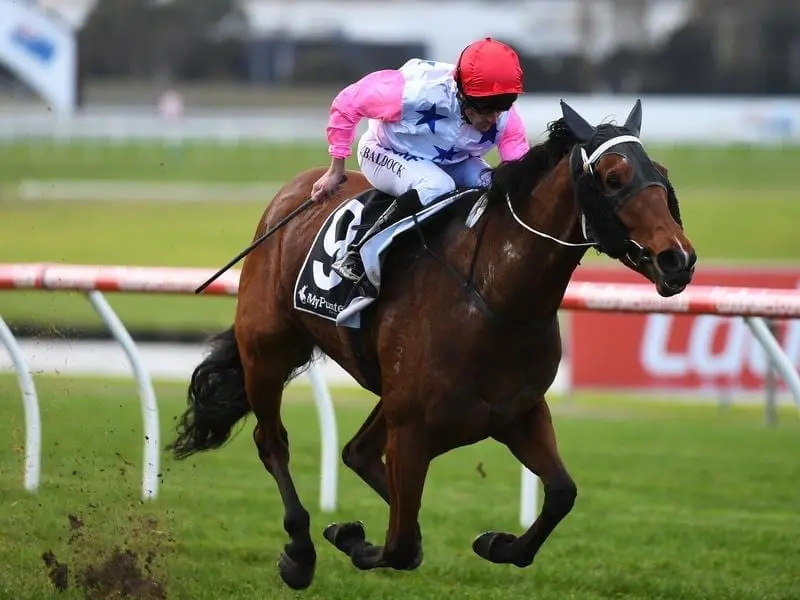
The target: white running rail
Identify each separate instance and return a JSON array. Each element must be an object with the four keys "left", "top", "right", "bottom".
[{"left": 1, "top": 263, "right": 799, "bottom": 527}]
